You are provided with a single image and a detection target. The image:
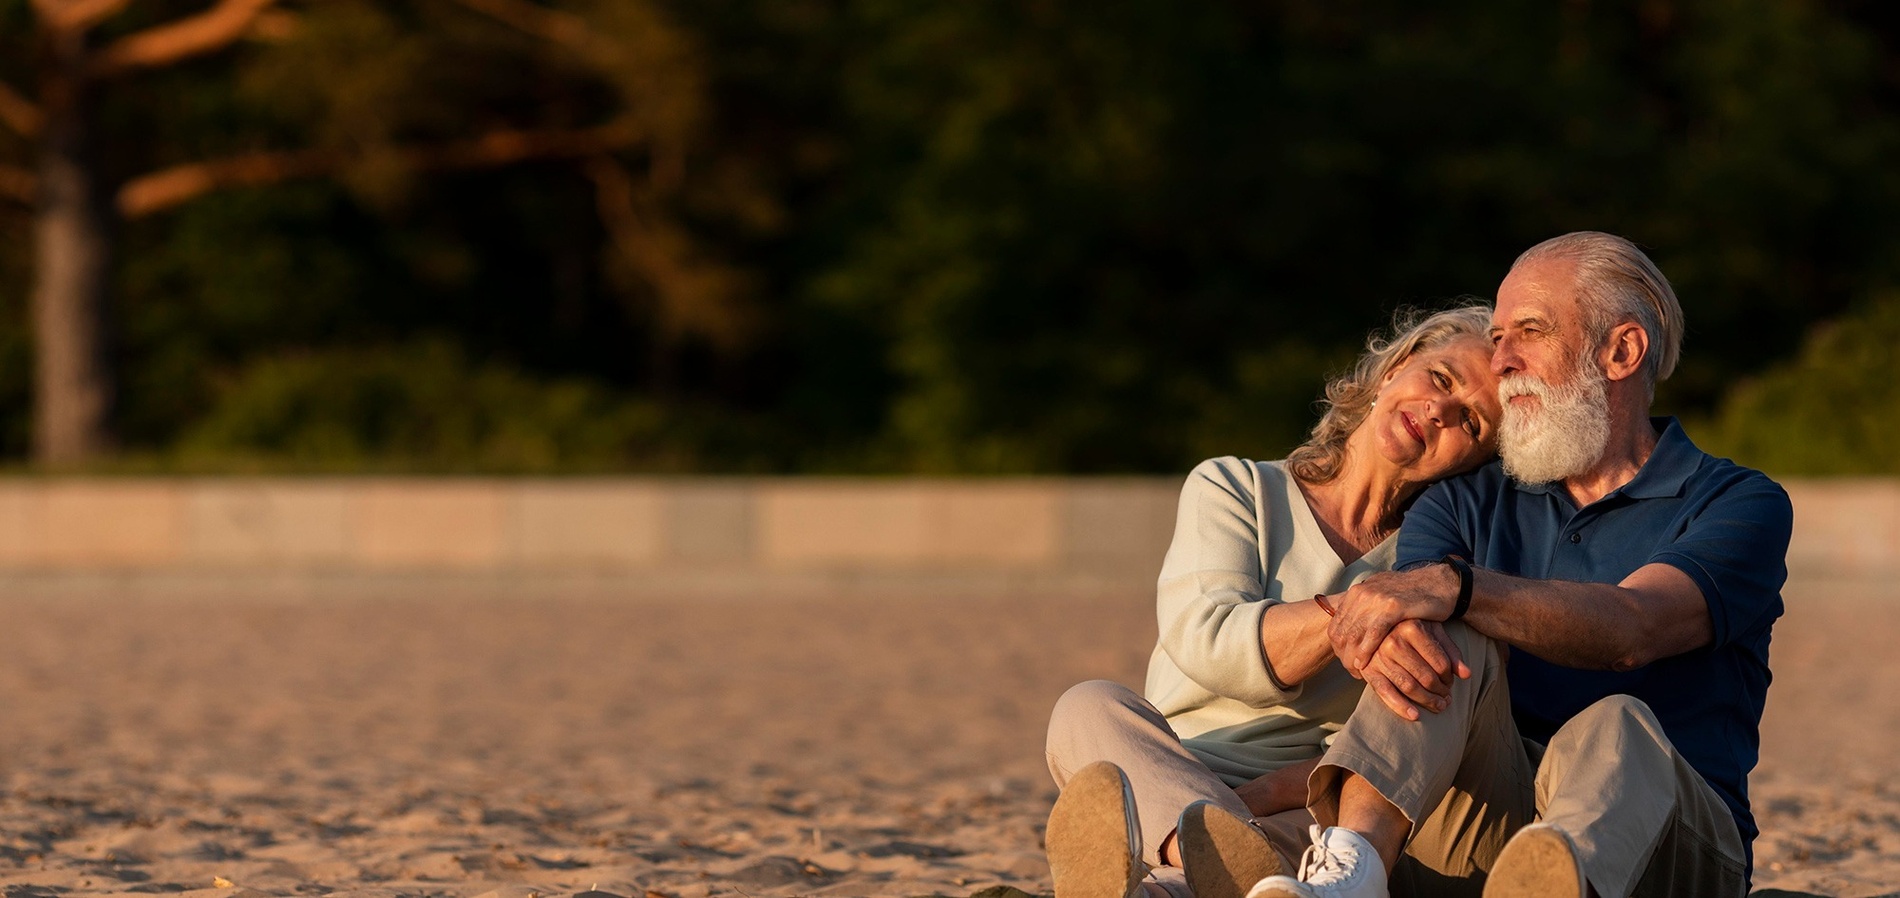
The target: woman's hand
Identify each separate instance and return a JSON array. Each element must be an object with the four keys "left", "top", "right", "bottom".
[
  {"left": 1359, "top": 619, "right": 1469, "bottom": 721},
  {"left": 1234, "top": 757, "right": 1321, "bottom": 818},
  {"left": 1328, "top": 566, "right": 1460, "bottom": 676}
]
